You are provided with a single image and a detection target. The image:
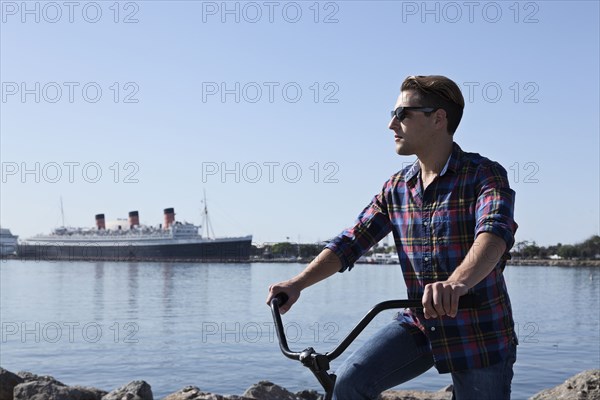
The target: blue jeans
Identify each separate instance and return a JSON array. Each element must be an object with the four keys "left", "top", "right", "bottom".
[{"left": 332, "top": 319, "right": 517, "bottom": 400}]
